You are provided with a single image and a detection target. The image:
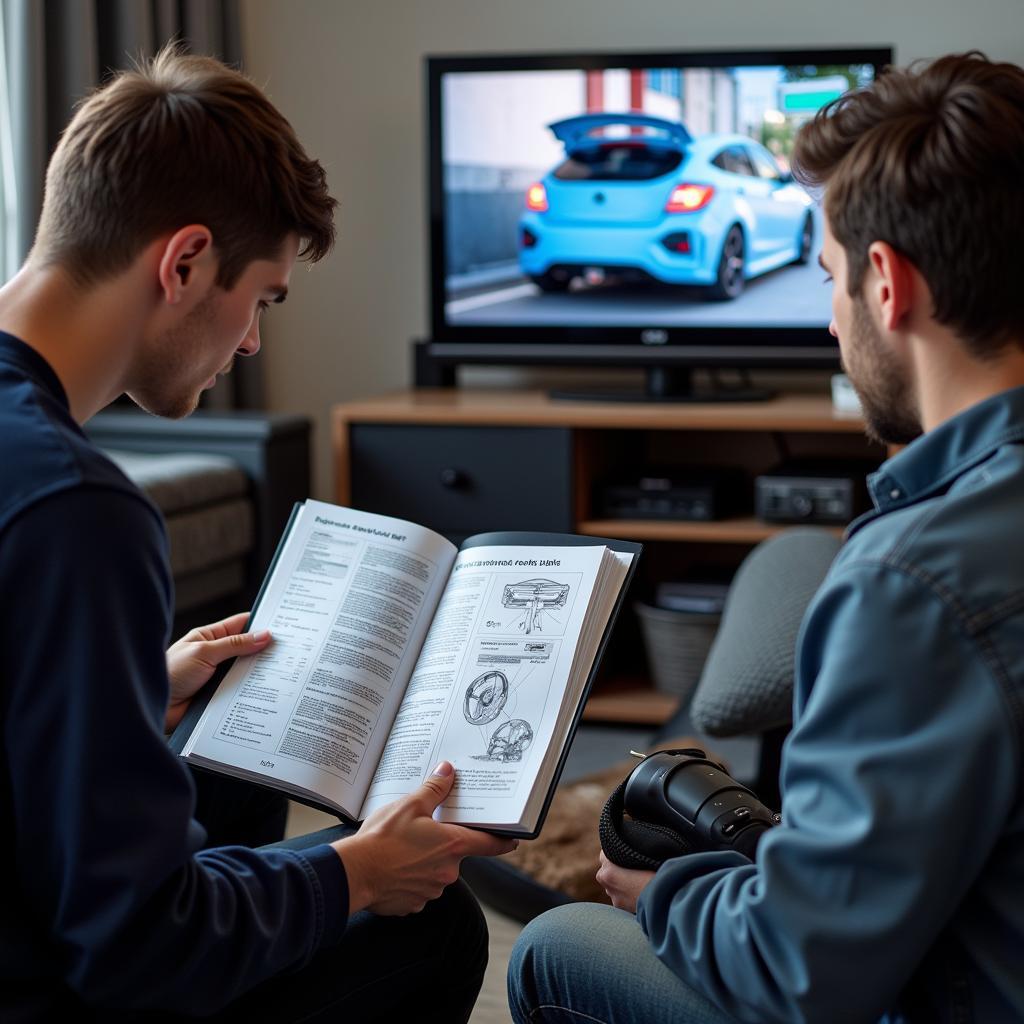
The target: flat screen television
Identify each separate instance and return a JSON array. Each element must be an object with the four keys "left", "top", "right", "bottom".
[{"left": 424, "top": 45, "right": 893, "bottom": 399}]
